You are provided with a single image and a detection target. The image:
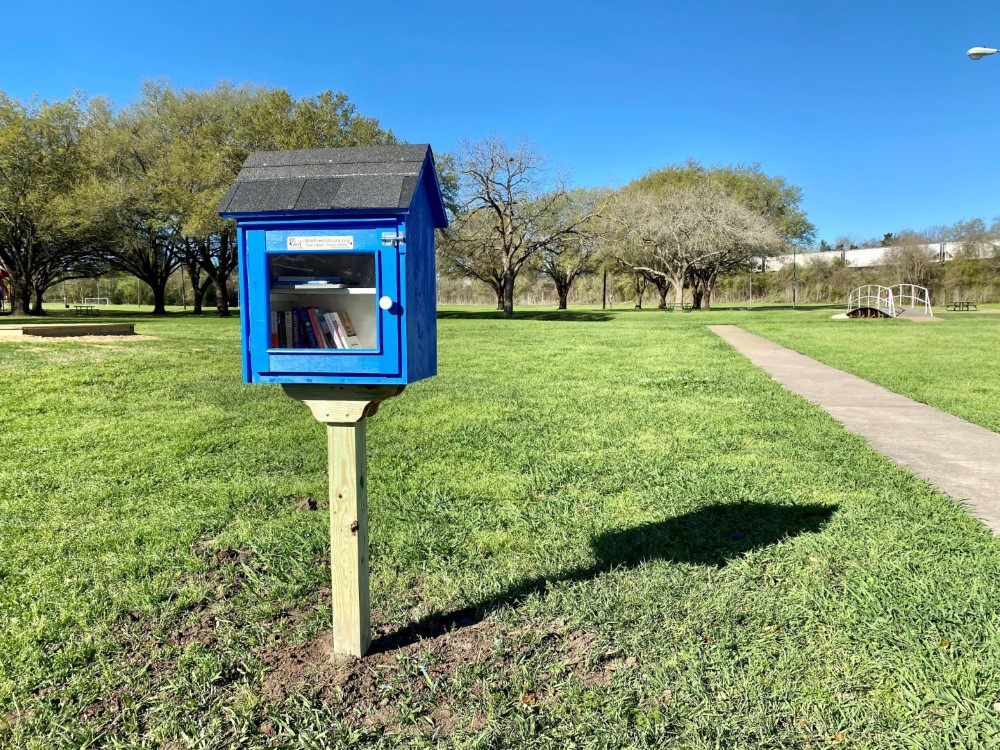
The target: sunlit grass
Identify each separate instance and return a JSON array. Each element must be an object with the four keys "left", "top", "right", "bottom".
[{"left": 1, "top": 306, "right": 999, "bottom": 748}]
